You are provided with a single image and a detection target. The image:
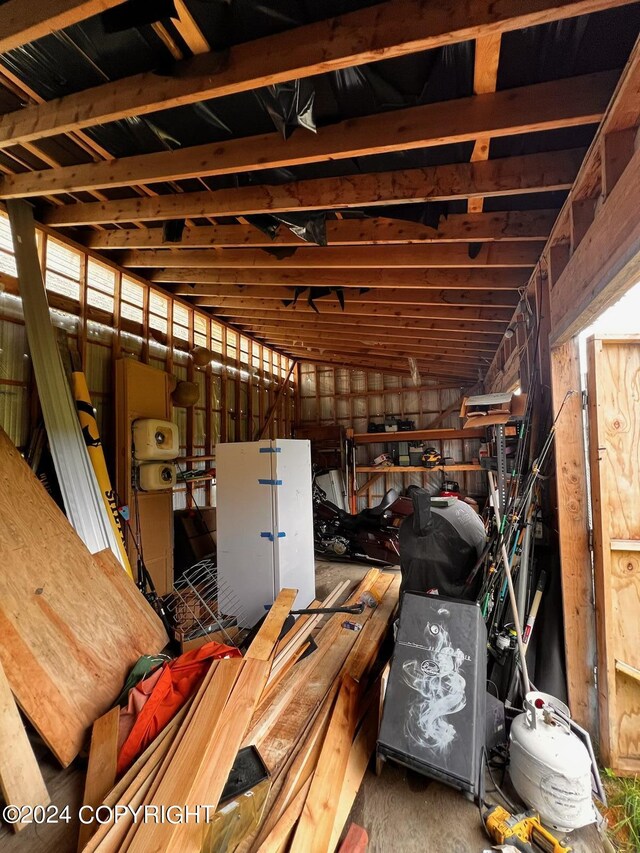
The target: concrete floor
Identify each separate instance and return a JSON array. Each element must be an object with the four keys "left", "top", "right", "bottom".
[{"left": 316, "top": 559, "right": 604, "bottom": 853}]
